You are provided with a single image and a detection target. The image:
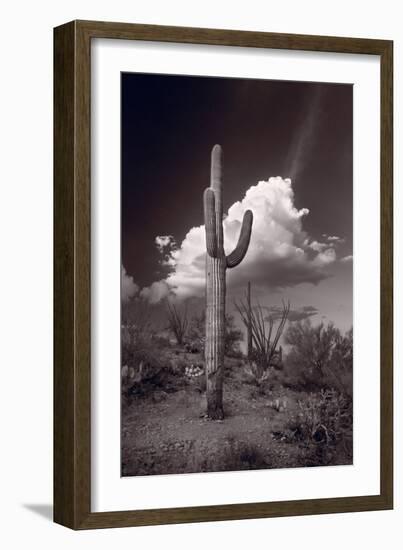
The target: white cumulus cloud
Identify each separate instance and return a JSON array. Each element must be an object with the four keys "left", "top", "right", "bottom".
[
  {"left": 122, "top": 266, "right": 139, "bottom": 302},
  {"left": 340, "top": 255, "right": 353, "bottom": 263},
  {"left": 140, "top": 280, "right": 172, "bottom": 304},
  {"left": 155, "top": 235, "right": 176, "bottom": 252},
  {"left": 141, "top": 177, "right": 339, "bottom": 302},
  {"left": 326, "top": 235, "right": 345, "bottom": 243}
]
